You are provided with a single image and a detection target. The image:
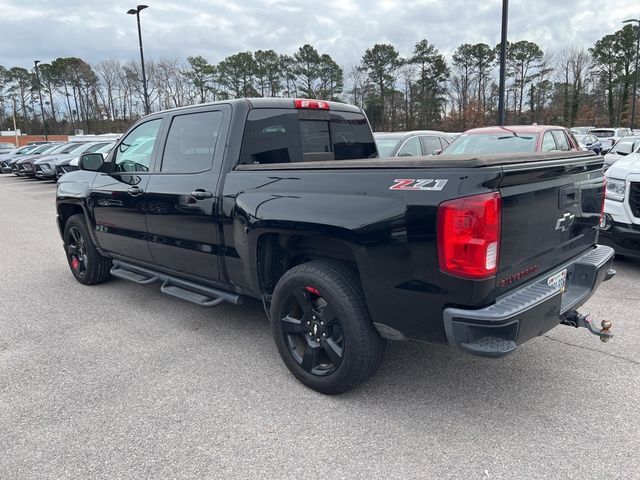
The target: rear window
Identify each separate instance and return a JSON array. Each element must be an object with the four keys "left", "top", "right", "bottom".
[
  {"left": 591, "top": 130, "right": 615, "bottom": 138},
  {"left": 445, "top": 133, "right": 538, "bottom": 155},
  {"left": 374, "top": 136, "right": 402, "bottom": 157},
  {"left": 239, "top": 109, "right": 377, "bottom": 165}
]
